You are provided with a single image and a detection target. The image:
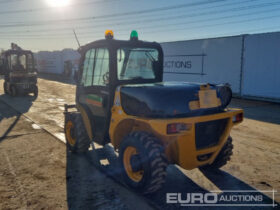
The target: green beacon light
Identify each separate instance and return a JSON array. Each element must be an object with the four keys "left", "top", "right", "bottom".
[{"left": 130, "top": 30, "right": 138, "bottom": 41}]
